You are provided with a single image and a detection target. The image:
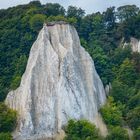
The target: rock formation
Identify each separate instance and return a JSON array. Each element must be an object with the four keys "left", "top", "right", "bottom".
[
  {"left": 130, "top": 37, "right": 140, "bottom": 52},
  {"left": 123, "top": 37, "right": 140, "bottom": 52},
  {"left": 6, "top": 23, "right": 106, "bottom": 140},
  {"left": 105, "top": 83, "right": 112, "bottom": 96}
]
